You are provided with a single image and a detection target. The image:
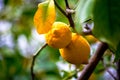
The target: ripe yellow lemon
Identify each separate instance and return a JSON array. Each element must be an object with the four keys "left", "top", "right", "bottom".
[
  {"left": 45, "top": 22, "right": 72, "bottom": 48},
  {"left": 85, "top": 35, "right": 98, "bottom": 44},
  {"left": 59, "top": 33, "right": 90, "bottom": 65},
  {"left": 89, "top": 73, "right": 96, "bottom": 80}
]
